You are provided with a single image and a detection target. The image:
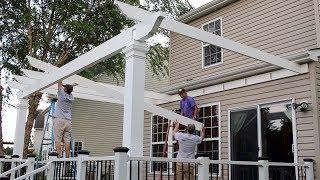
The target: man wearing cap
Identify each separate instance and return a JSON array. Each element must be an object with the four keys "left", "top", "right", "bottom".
[
  {"left": 53, "top": 81, "right": 74, "bottom": 158},
  {"left": 178, "top": 88, "right": 198, "bottom": 120}
]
